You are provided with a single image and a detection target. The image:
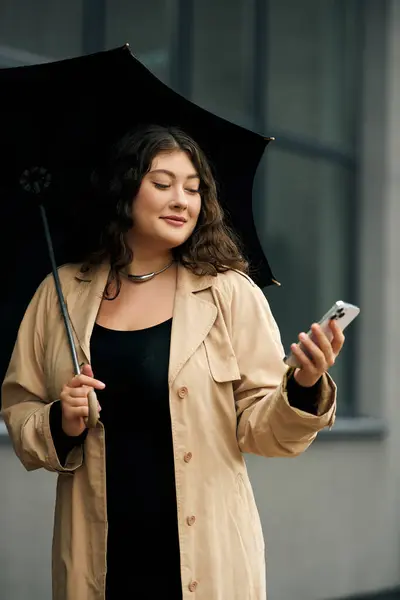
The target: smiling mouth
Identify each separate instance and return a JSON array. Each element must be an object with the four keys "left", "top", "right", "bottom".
[
  {"left": 161, "top": 216, "right": 187, "bottom": 223},
  {"left": 161, "top": 217, "right": 187, "bottom": 227}
]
